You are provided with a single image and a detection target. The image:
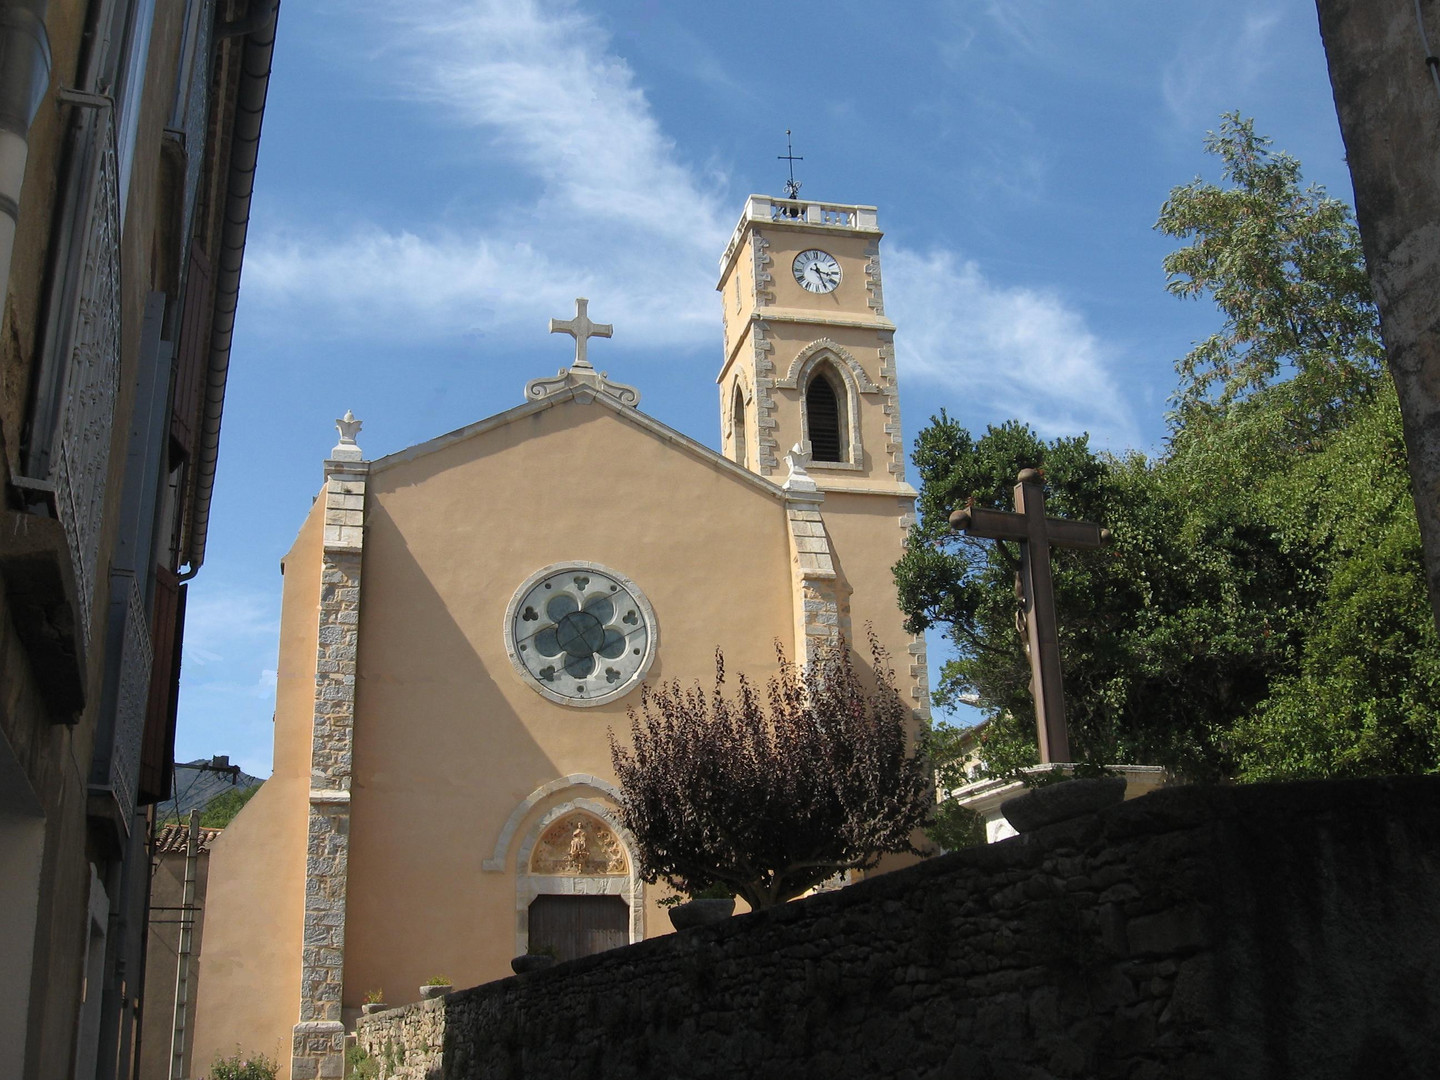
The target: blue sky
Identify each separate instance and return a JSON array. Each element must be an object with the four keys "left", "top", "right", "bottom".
[{"left": 176, "top": 0, "right": 1354, "bottom": 776}]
